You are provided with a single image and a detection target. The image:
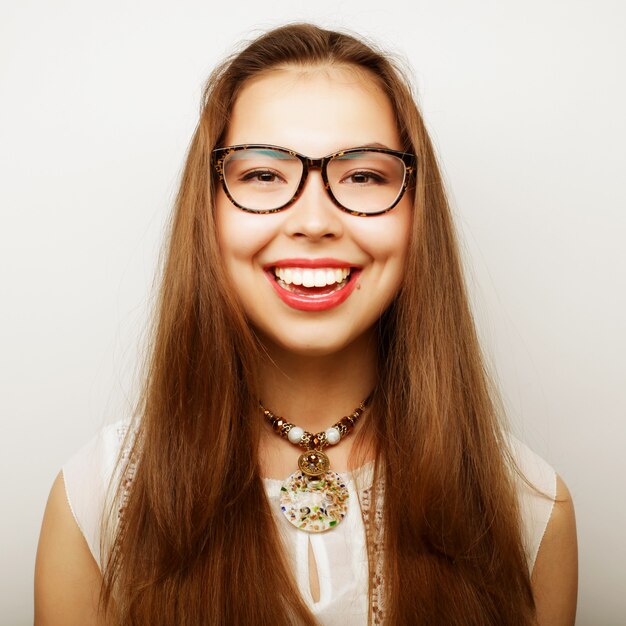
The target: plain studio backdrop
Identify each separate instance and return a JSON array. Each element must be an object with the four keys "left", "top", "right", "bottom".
[{"left": 1, "top": 1, "right": 624, "bottom": 624}]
